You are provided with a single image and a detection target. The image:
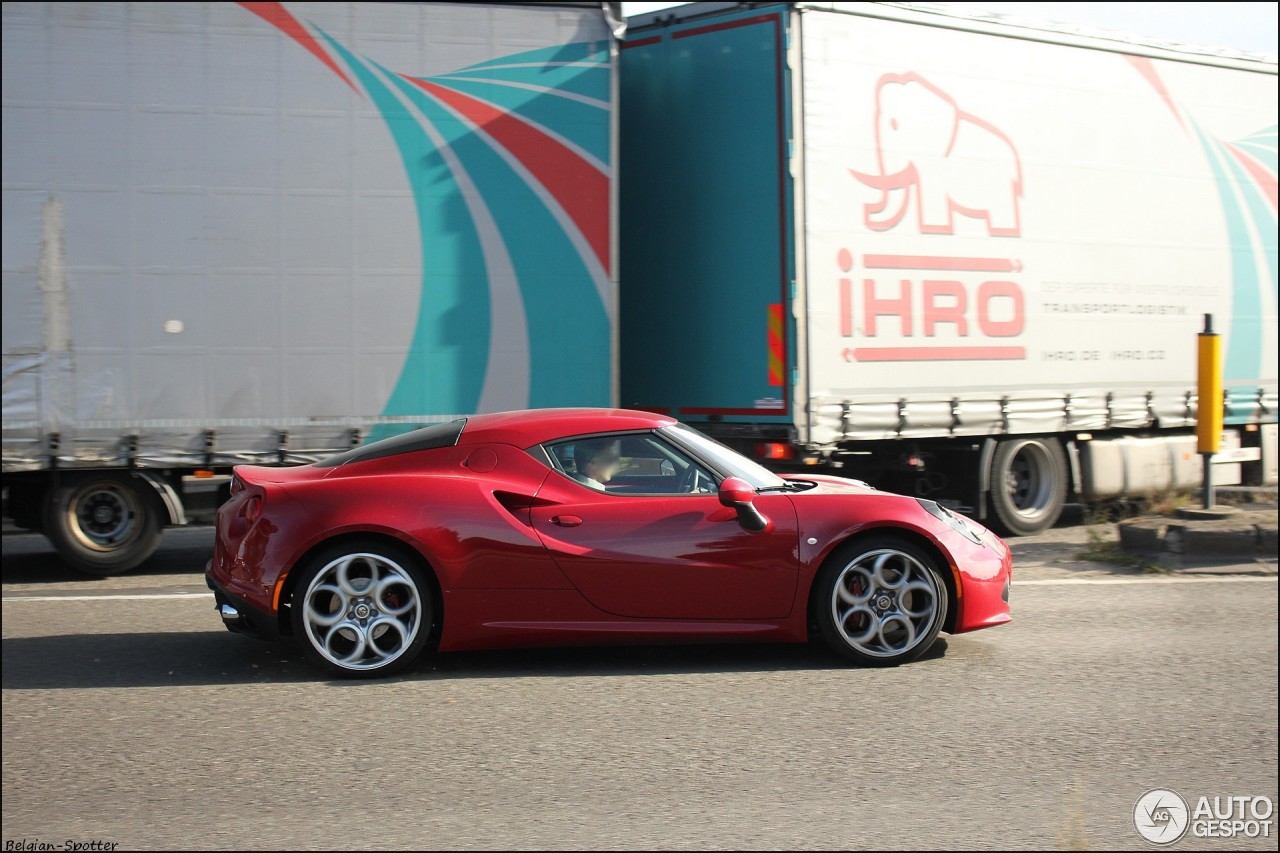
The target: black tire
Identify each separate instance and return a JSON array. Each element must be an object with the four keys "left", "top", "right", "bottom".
[
  {"left": 44, "top": 475, "right": 163, "bottom": 576},
  {"left": 814, "top": 535, "right": 948, "bottom": 667},
  {"left": 987, "top": 437, "right": 1068, "bottom": 536},
  {"left": 288, "top": 539, "right": 435, "bottom": 678}
]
